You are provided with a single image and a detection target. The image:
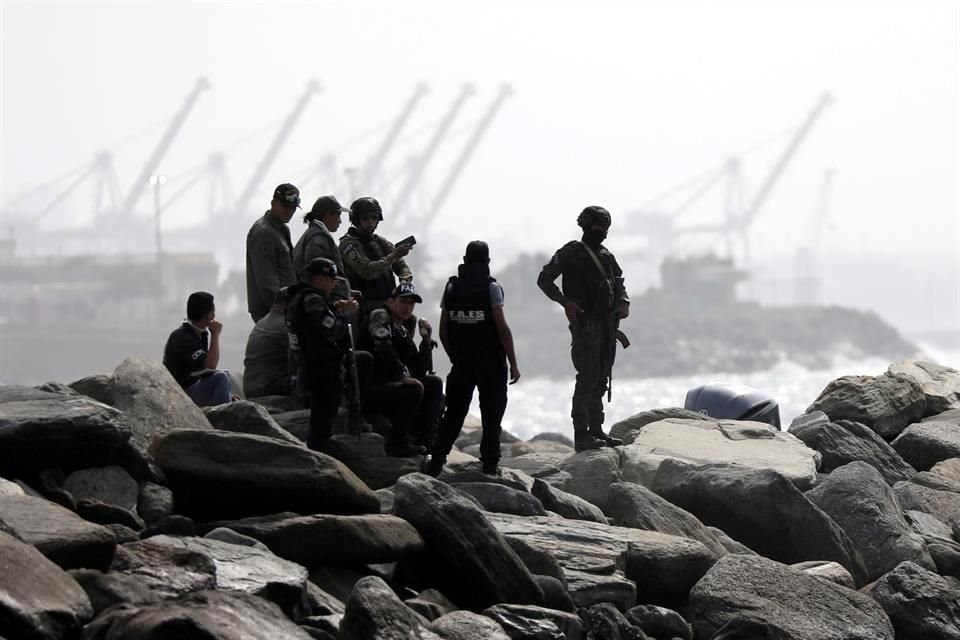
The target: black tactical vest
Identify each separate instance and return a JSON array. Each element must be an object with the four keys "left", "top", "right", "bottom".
[
  {"left": 444, "top": 265, "right": 502, "bottom": 361},
  {"left": 345, "top": 230, "right": 396, "bottom": 305}
]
